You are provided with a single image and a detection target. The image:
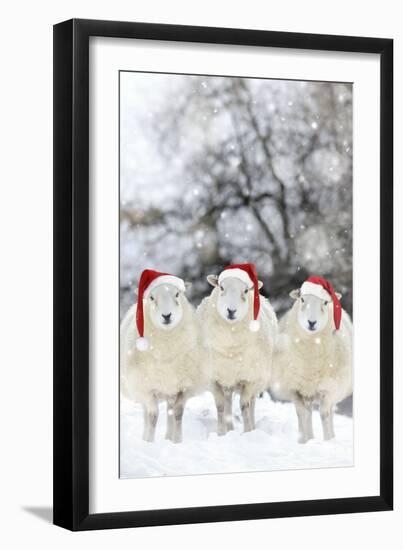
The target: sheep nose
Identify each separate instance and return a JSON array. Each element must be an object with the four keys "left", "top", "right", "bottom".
[
  {"left": 308, "top": 320, "right": 317, "bottom": 330},
  {"left": 162, "top": 313, "right": 172, "bottom": 323},
  {"left": 227, "top": 308, "right": 237, "bottom": 319}
]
